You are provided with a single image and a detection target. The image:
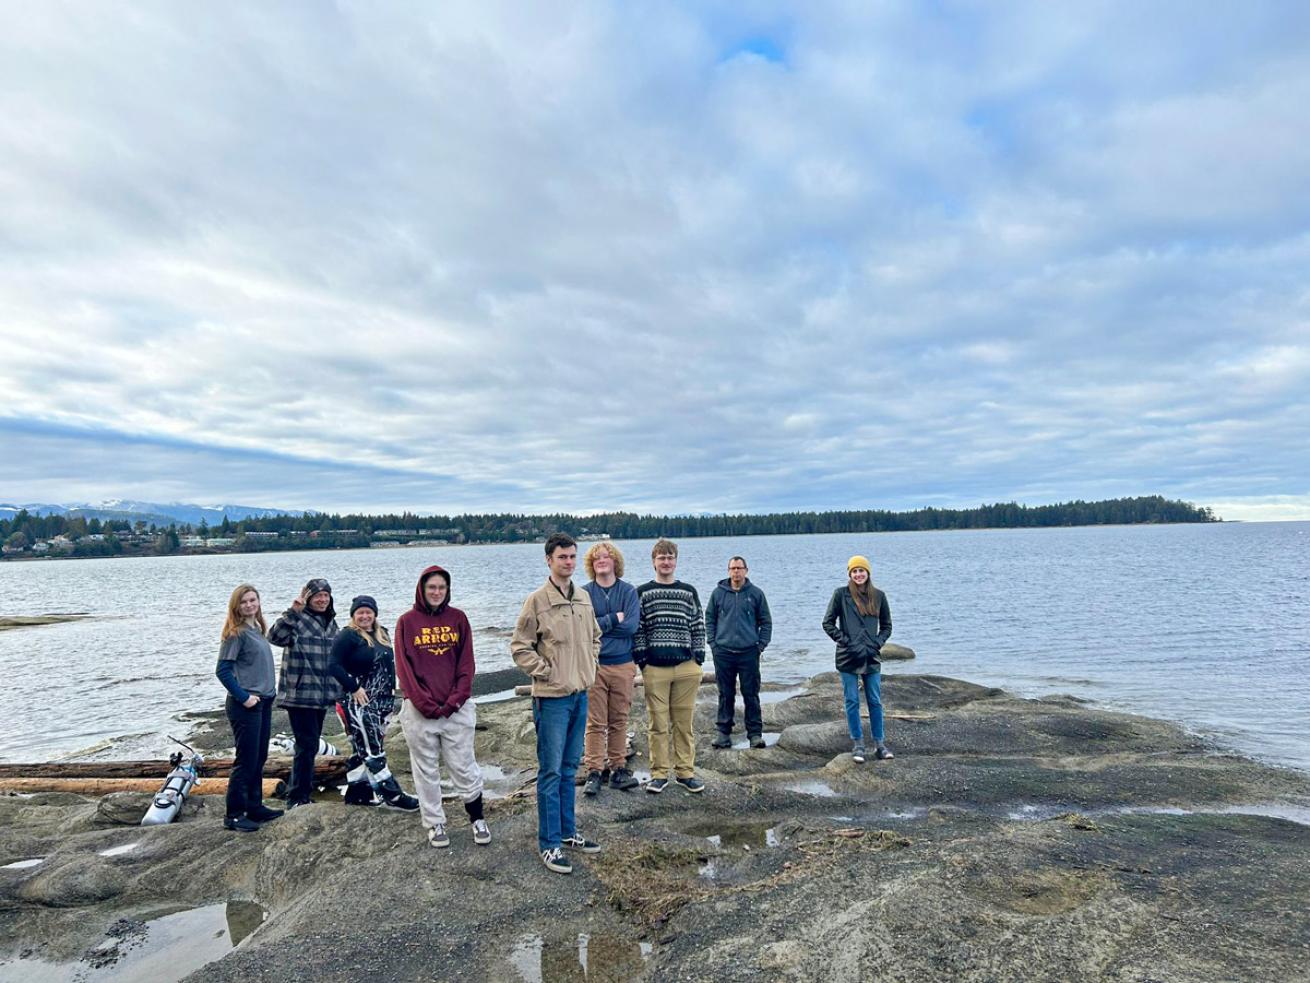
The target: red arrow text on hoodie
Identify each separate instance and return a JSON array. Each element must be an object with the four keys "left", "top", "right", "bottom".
[{"left": 394, "top": 565, "right": 475, "bottom": 719}]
